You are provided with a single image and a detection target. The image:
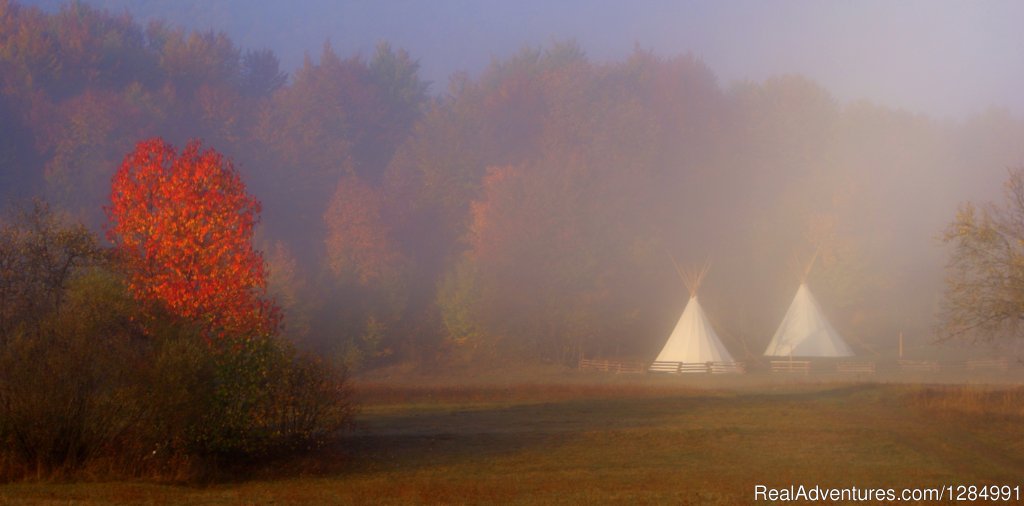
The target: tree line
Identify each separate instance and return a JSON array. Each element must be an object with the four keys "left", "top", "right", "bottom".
[{"left": 3, "top": 0, "right": 1024, "bottom": 370}]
